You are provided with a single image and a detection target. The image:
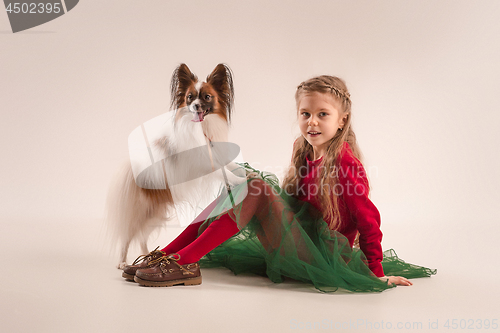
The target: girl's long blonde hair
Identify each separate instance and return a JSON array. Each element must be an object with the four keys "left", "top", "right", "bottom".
[{"left": 282, "top": 75, "right": 362, "bottom": 231}]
